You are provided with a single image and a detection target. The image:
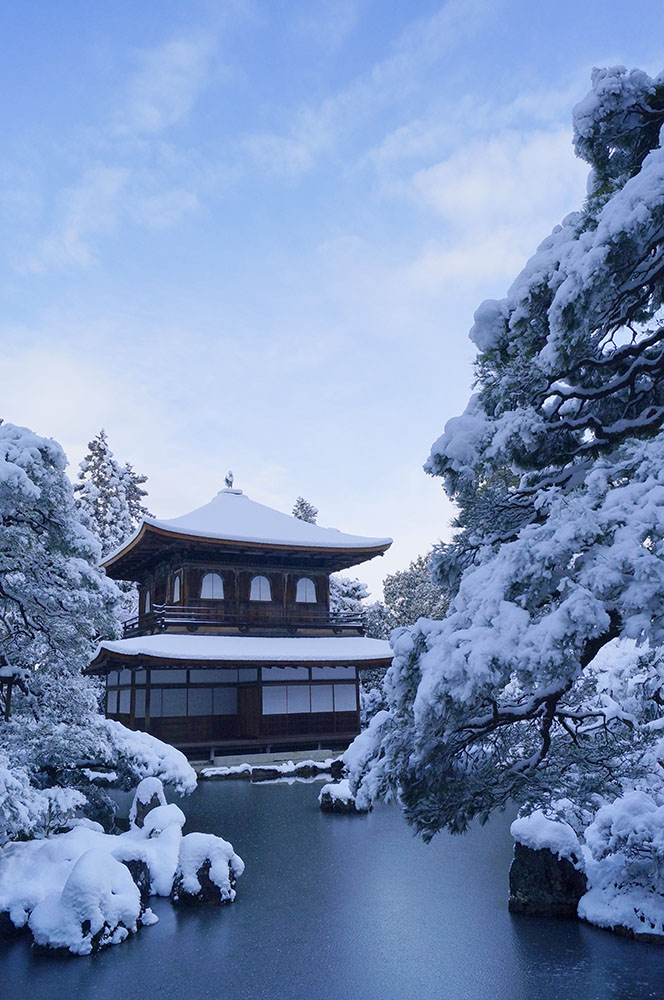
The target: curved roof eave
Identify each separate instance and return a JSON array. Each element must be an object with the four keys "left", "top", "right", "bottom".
[
  {"left": 88, "top": 634, "right": 393, "bottom": 670},
  {"left": 102, "top": 520, "right": 392, "bottom": 572}
]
